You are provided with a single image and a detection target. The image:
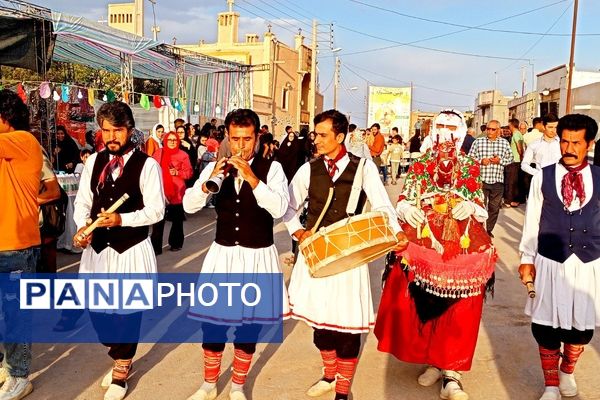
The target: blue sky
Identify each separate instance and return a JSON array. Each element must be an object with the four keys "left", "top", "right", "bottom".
[{"left": 39, "top": 0, "right": 600, "bottom": 126}]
